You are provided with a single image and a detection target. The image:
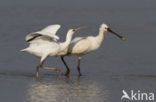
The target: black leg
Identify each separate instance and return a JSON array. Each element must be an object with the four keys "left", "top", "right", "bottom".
[
  {"left": 61, "top": 56, "right": 70, "bottom": 76},
  {"left": 77, "top": 57, "right": 82, "bottom": 76}
]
